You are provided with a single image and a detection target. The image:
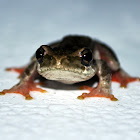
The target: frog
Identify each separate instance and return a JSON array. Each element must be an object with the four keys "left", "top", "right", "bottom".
[{"left": 0, "top": 35, "right": 139, "bottom": 100}]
